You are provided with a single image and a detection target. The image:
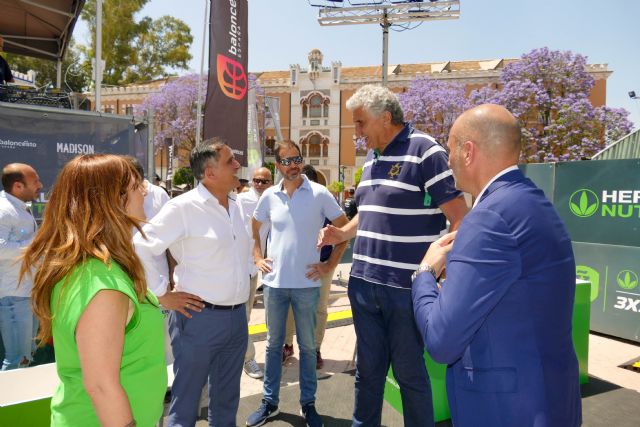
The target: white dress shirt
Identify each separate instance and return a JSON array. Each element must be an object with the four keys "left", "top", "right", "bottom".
[
  {"left": 0, "top": 191, "right": 36, "bottom": 297},
  {"left": 236, "top": 187, "right": 270, "bottom": 276},
  {"left": 143, "top": 180, "right": 170, "bottom": 220},
  {"left": 134, "top": 183, "right": 250, "bottom": 305}
]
